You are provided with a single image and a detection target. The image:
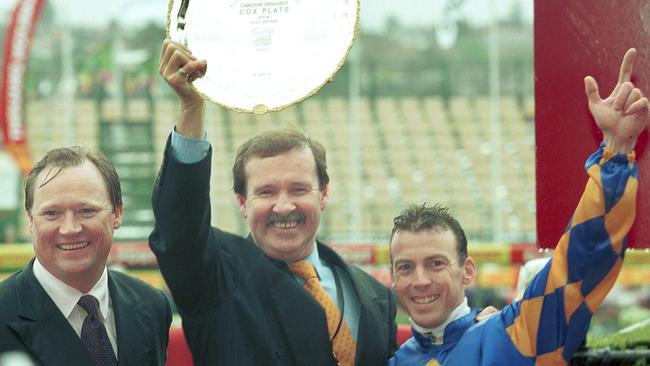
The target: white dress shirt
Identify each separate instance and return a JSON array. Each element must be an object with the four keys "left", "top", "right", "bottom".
[{"left": 32, "top": 259, "right": 118, "bottom": 358}]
